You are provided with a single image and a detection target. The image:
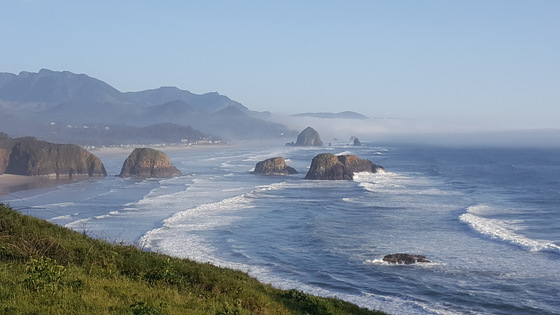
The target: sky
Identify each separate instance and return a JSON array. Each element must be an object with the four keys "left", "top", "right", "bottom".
[{"left": 2, "top": 0, "right": 559, "bottom": 132}]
